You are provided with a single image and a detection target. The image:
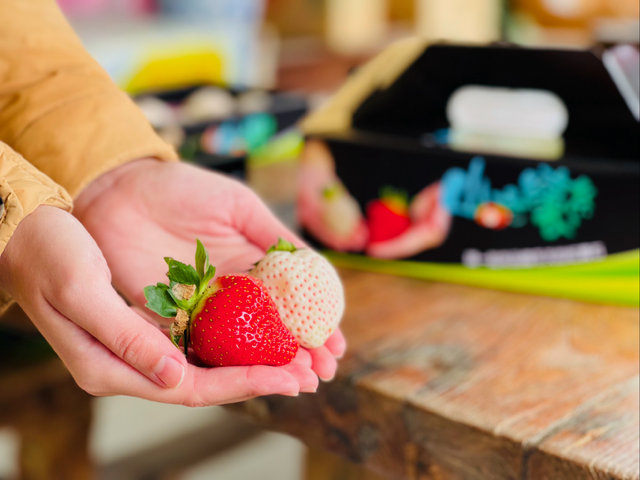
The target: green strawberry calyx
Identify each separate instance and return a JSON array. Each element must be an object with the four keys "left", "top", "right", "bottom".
[
  {"left": 322, "top": 182, "right": 345, "bottom": 201},
  {"left": 379, "top": 186, "right": 410, "bottom": 216},
  {"left": 267, "top": 238, "right": 299, "bottom": 254},
  {"left": 143, "top": 239, "right": 217, "bottom": 357}
]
